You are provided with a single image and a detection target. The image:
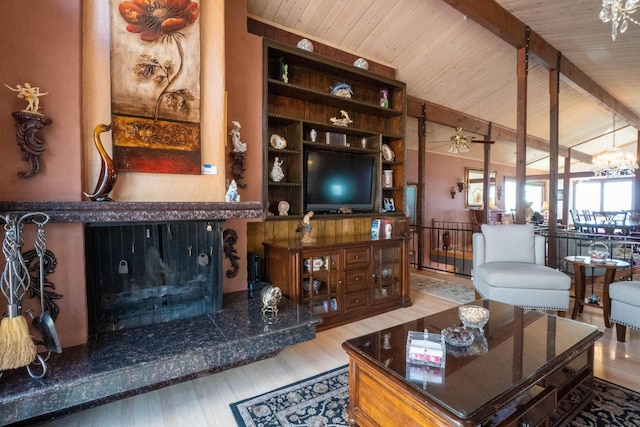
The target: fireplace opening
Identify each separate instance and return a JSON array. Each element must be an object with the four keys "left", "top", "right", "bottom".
[{"left": 85, "top": 221, "right": 223, "bottom": 335}]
